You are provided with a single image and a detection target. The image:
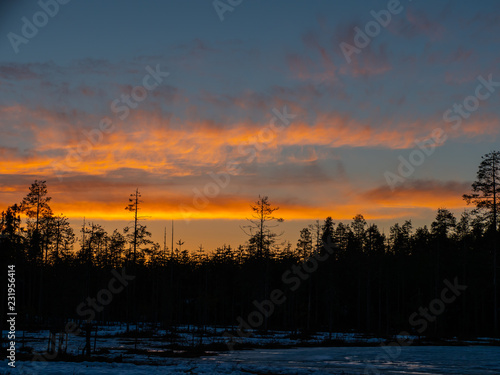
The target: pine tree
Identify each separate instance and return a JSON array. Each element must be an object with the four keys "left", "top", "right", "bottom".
[
  {"left": 464, "top": 151, "right": 500, "bottom": 334},
  {"left": 0, "top": 204, "right": 23, "bottom": 261},
  {"left": 20, "top": 180, "right": 52, "bottom": 263},
  {"left": 49, "top": 215, "right": 74, "bottom": 264},
  {"left": 242, "top": 195, "right": 283, "bottom": 258},
  {"left": 296, "top": 228, "right": 313, "bottom": 259}
]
